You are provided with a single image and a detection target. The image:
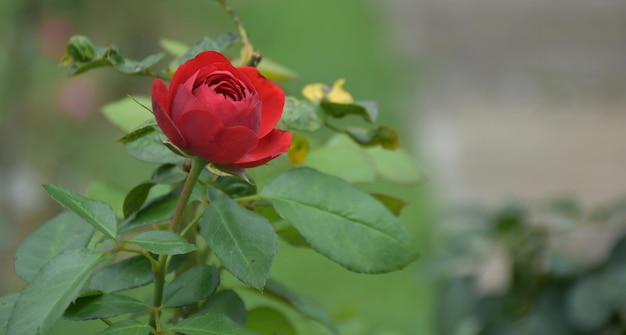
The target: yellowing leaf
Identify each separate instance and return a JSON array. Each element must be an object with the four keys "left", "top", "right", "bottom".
[
  {"left": 302, "top": 78, "right": 354, "bottom": 103},
  {"left": 288, "top": 135, "right": 309, "bottom": 164}
]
